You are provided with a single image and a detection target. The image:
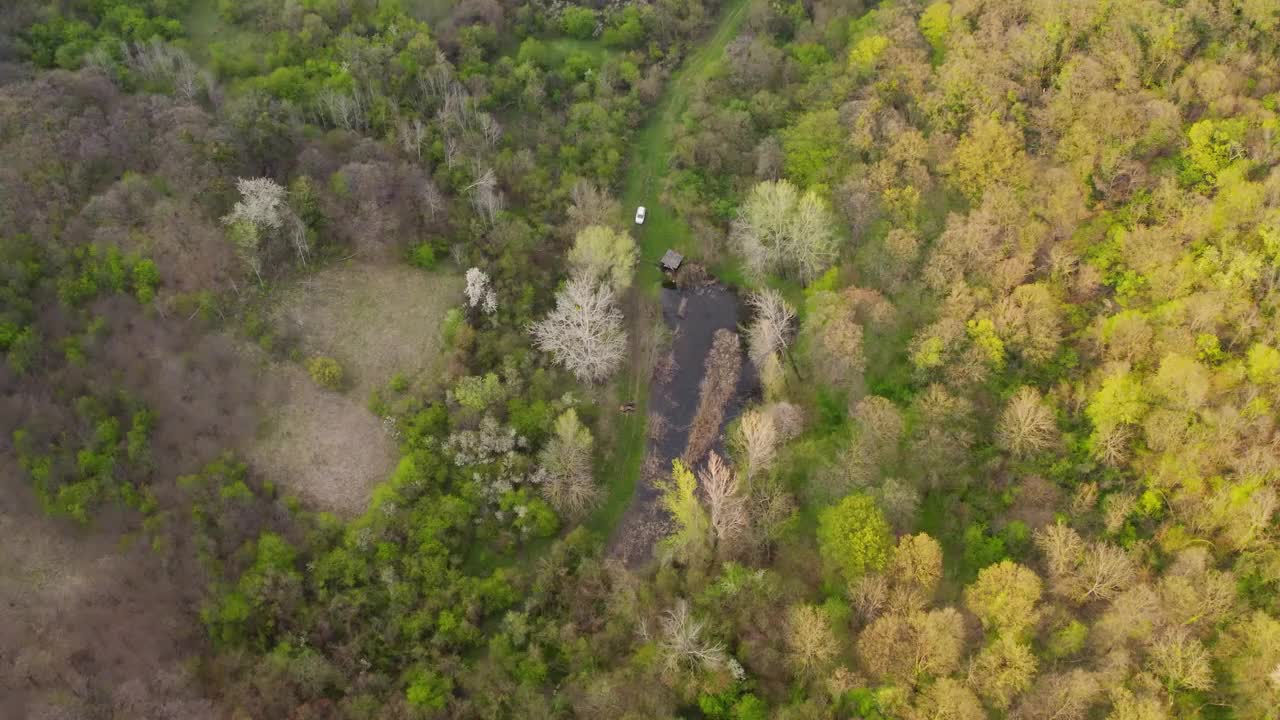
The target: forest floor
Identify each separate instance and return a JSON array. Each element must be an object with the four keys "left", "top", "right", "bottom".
[
  {"left": 249, "top": 262, "right": 461, "bottom": 515},
  {"left": 592, "top": 0, "right": 754, "bottom": 546}
]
